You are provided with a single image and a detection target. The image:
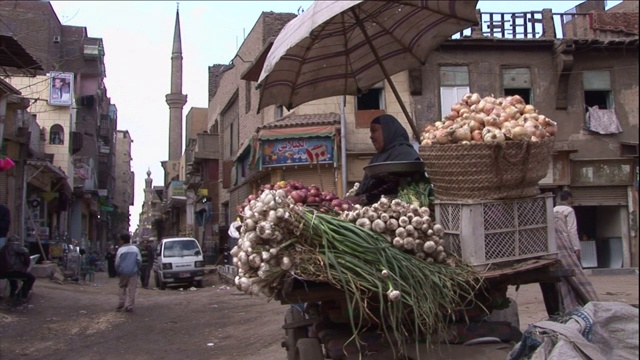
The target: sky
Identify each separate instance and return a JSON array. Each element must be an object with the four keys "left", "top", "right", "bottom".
[{"left": 48, "top": 0, "right": 621, "bottom": 232}]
